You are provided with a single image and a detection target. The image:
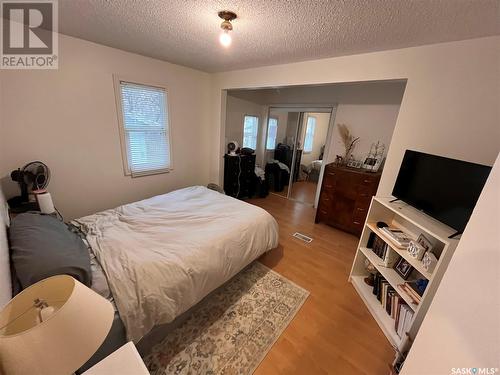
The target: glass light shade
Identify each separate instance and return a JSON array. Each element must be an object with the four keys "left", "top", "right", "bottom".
[
  {"left": 0, "top": 275, "right": 114, "bottom": 375},
  {"left": 219, "top": 31, "right": 232, "bottom": 47}
]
